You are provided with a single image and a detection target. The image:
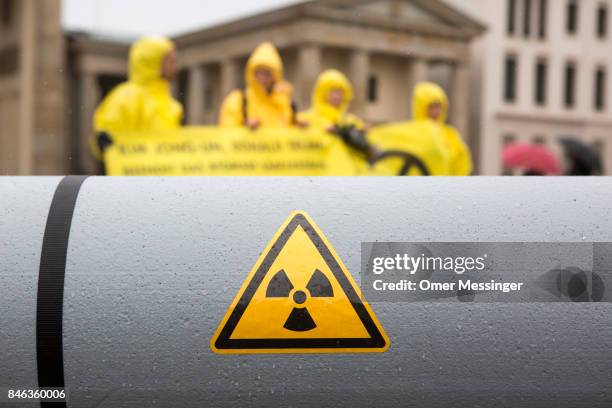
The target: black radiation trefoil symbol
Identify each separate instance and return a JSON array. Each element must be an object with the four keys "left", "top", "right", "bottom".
[{"left": 266, "top": 269, "right": 334, "bottom": 332}]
